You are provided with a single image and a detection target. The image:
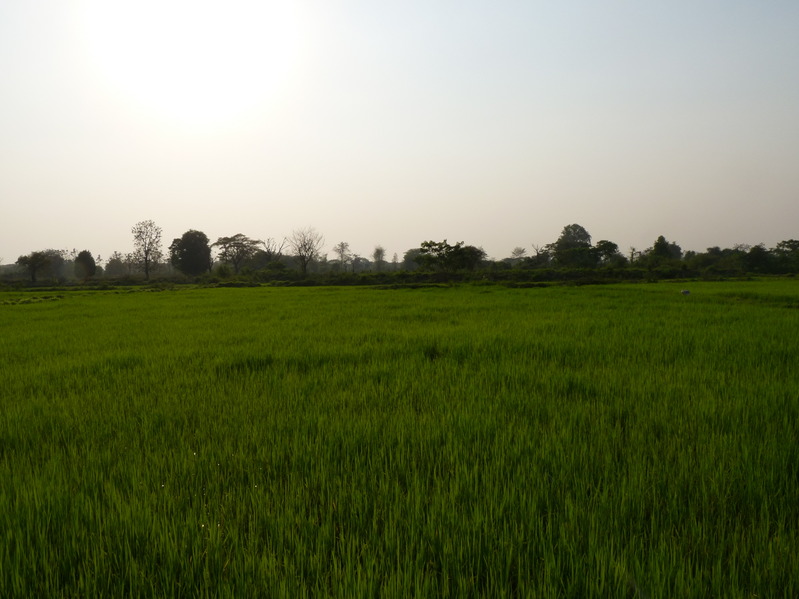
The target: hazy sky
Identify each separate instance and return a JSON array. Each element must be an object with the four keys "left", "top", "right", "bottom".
[{"left": 2, "top": 1, "right": 798, "bottom": 264}]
